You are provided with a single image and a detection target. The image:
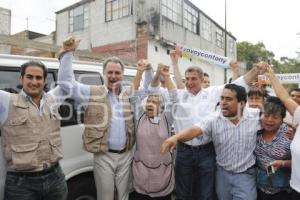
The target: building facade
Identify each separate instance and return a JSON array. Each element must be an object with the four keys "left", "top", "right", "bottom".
[
  {"left": 56, "top": 0, "right": 237, "bottom": 84},
  {"left": 9, "top": 30, "right": 57, "bottom": 58},
  {"left": 0, "top": 7, "right": 11, "bottom": 54}
]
